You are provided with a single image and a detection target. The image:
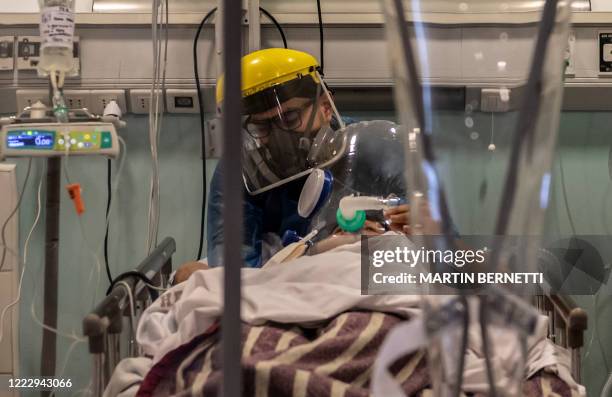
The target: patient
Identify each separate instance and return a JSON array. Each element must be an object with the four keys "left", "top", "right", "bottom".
[{"left": 173, "top": 261, "right": 209, "bottom": 284}]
